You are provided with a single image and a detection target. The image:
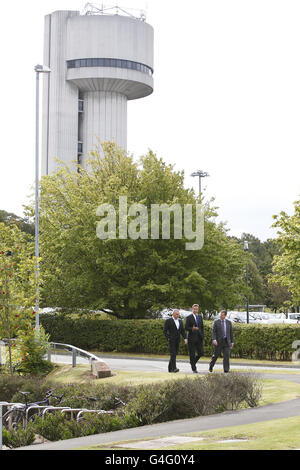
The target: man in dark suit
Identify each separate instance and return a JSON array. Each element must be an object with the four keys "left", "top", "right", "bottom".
[
  {"left": 163, "top": 309, "right": 187, "bottom": 372},
  {"left": 209, "top": 310, "right": 234, "bottom": 373},
  {"left": 185, "top": 304, "right": 204, "bottom": 373}
]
